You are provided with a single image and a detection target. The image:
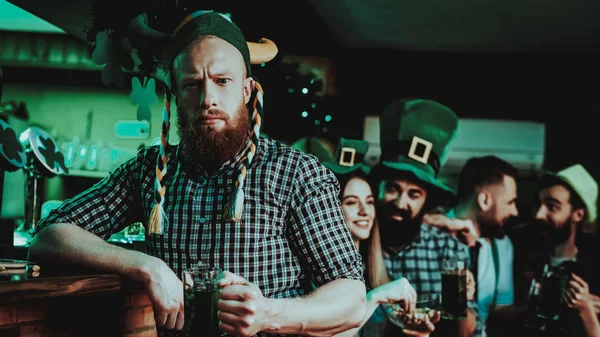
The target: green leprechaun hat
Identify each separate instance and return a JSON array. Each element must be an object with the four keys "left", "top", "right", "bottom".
[
  {"left": 323, "top": 138, "right": 371, "bottom": 175},
  {"left": 376, "top": 98, "right": 459, "bottom": 201}
]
